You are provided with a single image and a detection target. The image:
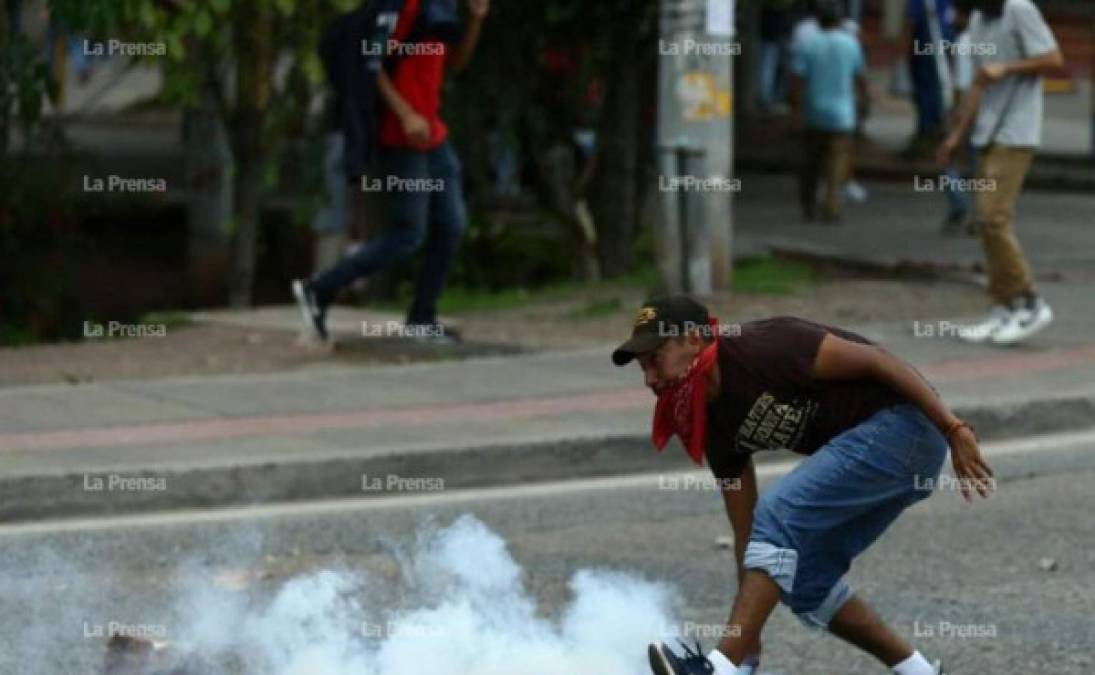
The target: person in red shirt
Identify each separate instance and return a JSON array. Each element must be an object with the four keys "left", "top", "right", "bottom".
[{"left": 295, "top": 0, "right": 489, "bottom": 343}]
